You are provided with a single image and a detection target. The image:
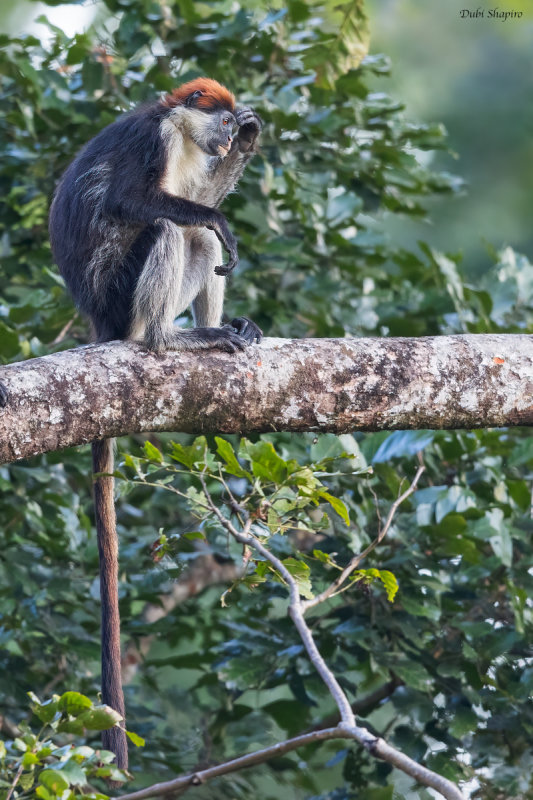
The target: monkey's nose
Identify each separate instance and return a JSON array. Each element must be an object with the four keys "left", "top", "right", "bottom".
[{"left": 227, "top": 135, "right": 233, "bottom": 144}]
